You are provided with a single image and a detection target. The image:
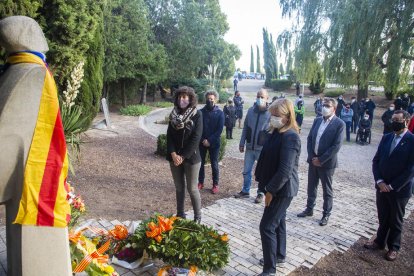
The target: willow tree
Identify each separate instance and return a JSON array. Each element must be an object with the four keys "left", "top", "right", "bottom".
[
  {"left": 277, "top": 0, "right": 414, "bottom": 99},
  {"left": 256, "top": 45, "right": 261, "bottom": 73}
]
